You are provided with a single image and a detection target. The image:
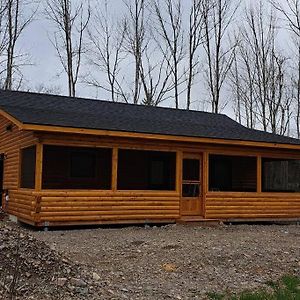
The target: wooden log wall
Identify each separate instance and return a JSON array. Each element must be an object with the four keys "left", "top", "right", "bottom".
[
  {"left": 1, "top": 120, "right": 300, "bottom": 226},
  {"left": 35, "top": 191, "right": 180, "bottom": 225},
  {"left": 32, "top": 133, "right": 182, "bottom": 225},
  {"left": 34, "top": 131, "right": 300, "bottom": 225},
  {"left": 8, "top": 190, "right": 37, "bottom": 224},
  {"left": 205, "top": 192, "right": 300, "bottom": 219},
  {"left": 0, "top": 115, "right": 38, "bottom": 222}
]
